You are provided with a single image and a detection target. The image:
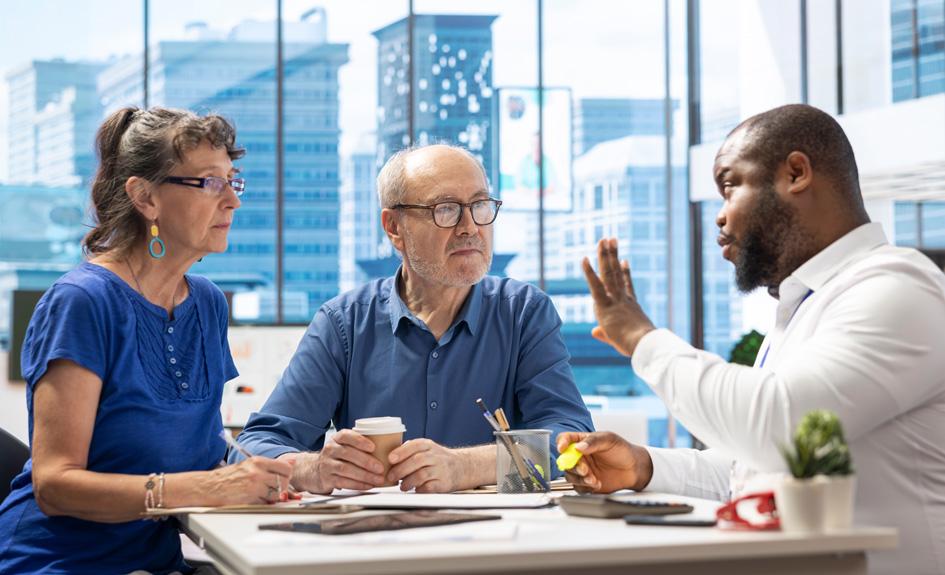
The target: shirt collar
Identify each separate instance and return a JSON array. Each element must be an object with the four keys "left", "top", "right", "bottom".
[
  {"left": 785, "top": 222, "right": 888, "bottom": 293},
  {"left": 386, "top": 267, "right": 483, "bottom": 337}
]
